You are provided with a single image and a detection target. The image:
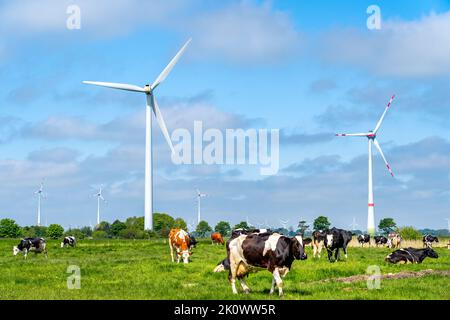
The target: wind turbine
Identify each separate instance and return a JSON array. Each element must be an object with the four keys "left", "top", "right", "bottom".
[
  {"left": 94, "top": 186, "right": 107, "bottom": 225},
  {"left": 349, "top": 217, "right": 359, "bottom": 231},
  {"left": 34, "top": 182, "right": 46, "bottom": 226},
  {"left": 336, "top": 95, "right": 396, "bottom": 235},
  {"left": 83, "top": 39, "right": 191, "bottom": 230},
  {"left": 196, "top": 189, "right": 207, "bottom": 224},
  {"left": 445, "top": 219, "right": 450, "bottom": 232},
  {"left": 279, "top": 219, "right": 289, "bottom": 229}
]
